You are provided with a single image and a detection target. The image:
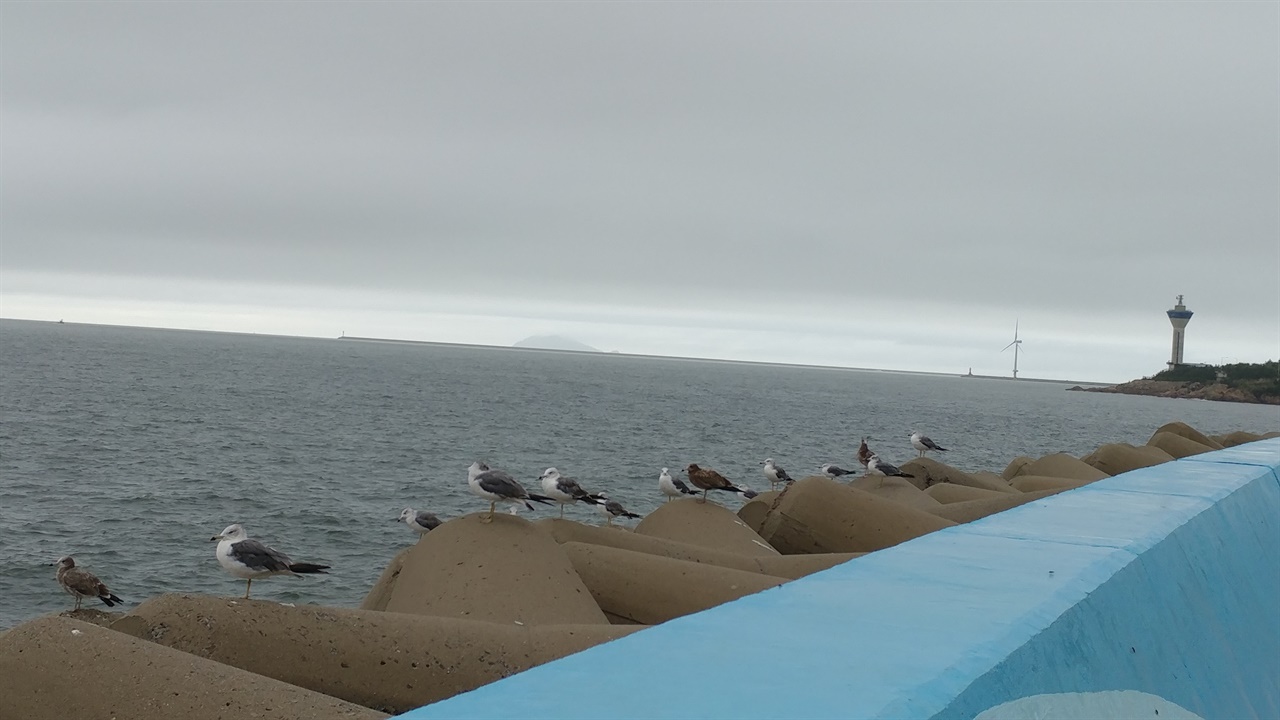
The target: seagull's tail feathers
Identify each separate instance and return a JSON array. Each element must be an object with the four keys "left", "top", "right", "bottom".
[
  {"left": 893, "top": 470, "right": 915, "bottom": 478},
  {"left": 288, "top": 563, "right": 331, "bottom": 574},
  {"left": 526, "top": 493, "right": 557, "bottom": 506},
  {"left": 935, "top": 445, "right": 949, "bottom": 452},
  {"left": 100, "top": 593, "right": 122, "bottom": 607},
  {"left": 579, "top": 494, "right": 607, "bottom": 505},
  {"left": 742, "top": 488, "right": 760, "bottom": 499},
  {"left": 621, "top": 510, "right": 641, "bottom": 519},
  {"left": 713, "top": 484, "right": 746, "bottom": 495}
]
